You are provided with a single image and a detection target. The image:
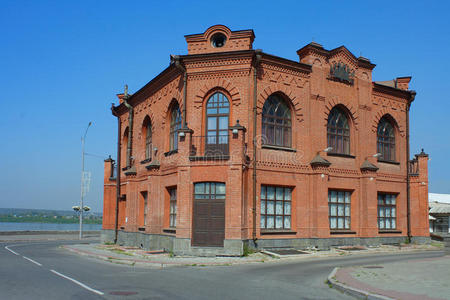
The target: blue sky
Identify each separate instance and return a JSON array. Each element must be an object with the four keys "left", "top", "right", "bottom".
[{"left": 1, "top": 0, "right": 449, "bottom": 212}]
